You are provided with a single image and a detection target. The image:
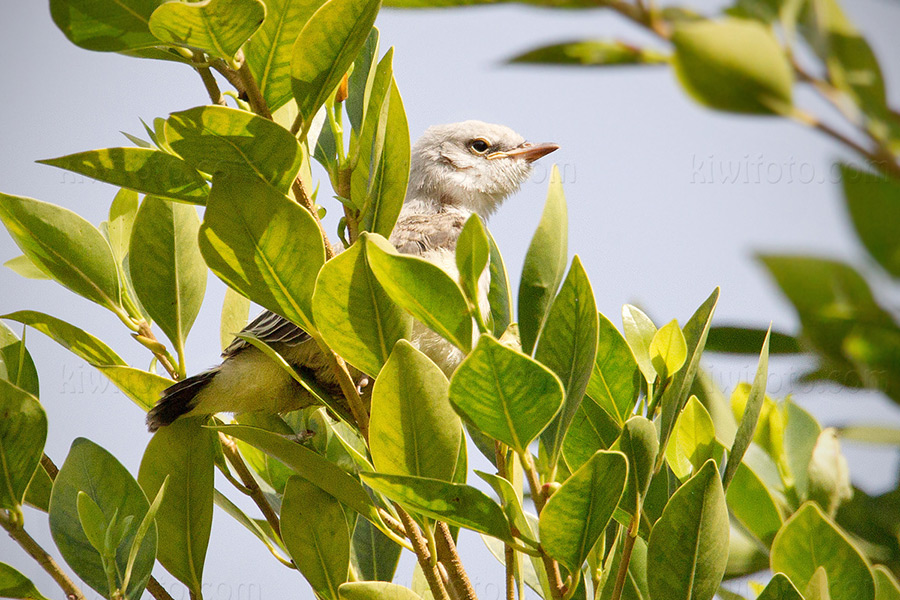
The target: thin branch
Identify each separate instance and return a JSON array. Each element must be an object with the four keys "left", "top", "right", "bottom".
[
  {"left": 495, "top": 443, "right": 516, "bottom": 600},
  {"left": 146, "top": 577, "right": 177, "bottom": 600},
  {"left": 520, "top": 452, "right": 566, "bottom": 600},
  {"left": 235, "top": 50, "right": 271, "bottom": 119},
  {"left": 396, "top": 506, "right": 452, "bottom": 600},
  {"left": 40, "top": 453, "right": 59, "bottom": 479},
  {"left": 292, "top": 178, "right": 335, "bottom": 259},
  {"left": 193, "top": 51, "right": 226, "bottom": 106},
  {"left": 218, "top": 432, "right": 282, "bottom": 539},
  {"left": 133, "top": 321, "right": 180, "bottom": 380},
  {"left": 435, "top": 522, "right": 478, "bottom": 600},
  {"left": 209, "top": 59, "right": 245, "bottom": 96}
]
